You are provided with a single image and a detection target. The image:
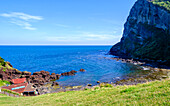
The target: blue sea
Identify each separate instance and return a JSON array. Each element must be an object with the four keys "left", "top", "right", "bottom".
[{"left": 0, "top": 46, "right": 141, "bottom": 86}]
